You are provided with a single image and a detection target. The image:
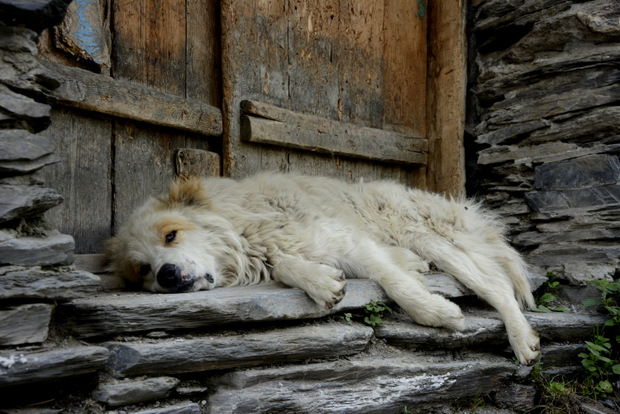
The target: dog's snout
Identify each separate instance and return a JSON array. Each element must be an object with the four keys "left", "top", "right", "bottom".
[{"left": 157, "top": 263, "right": 178, "bottom": 288}]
